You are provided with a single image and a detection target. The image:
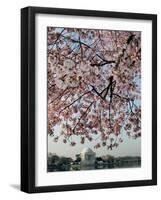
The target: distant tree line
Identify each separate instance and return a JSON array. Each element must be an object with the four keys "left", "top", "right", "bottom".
[{"left": 48, "top": 153, "right": 141, "bottom": 172}]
